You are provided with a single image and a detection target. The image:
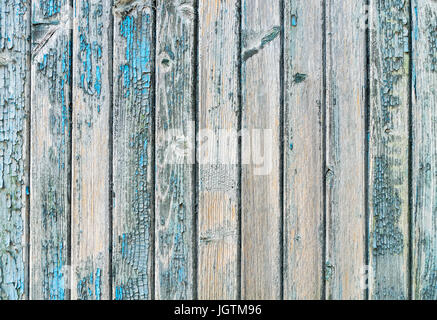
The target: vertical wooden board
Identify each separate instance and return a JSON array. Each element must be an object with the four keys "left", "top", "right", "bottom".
[
  {"left": 369, "top": 0, "right": 410, "bottom": 300},
  {"left": 325, "top": 0, "right": 366, "bottom": 299},
  {"left": 411, "top": 0, "right": 437, "bottom": 300},
  {"left": 0, "top": 0, "right": 30, "bottom": 300},
  {"left": 30, "top": 0, "right": 72, "bottom": 300},
  {"left": 197, "top": 0, "right": 239, "bottom": 300},
  {"left": 241, "top": 0, "right": 281, "bottom": 299},
  {"left": 283, "top": 0, "right": 324, "bottom": 300},
  {"left": 155, "top": 0, "right": 195, "bottom": 300},
  {"left": 72, "top": 0, "right": 111, "bottom": 300},
  {"left": 112, "top": 2, "right": 154, "bottom": 300}
]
